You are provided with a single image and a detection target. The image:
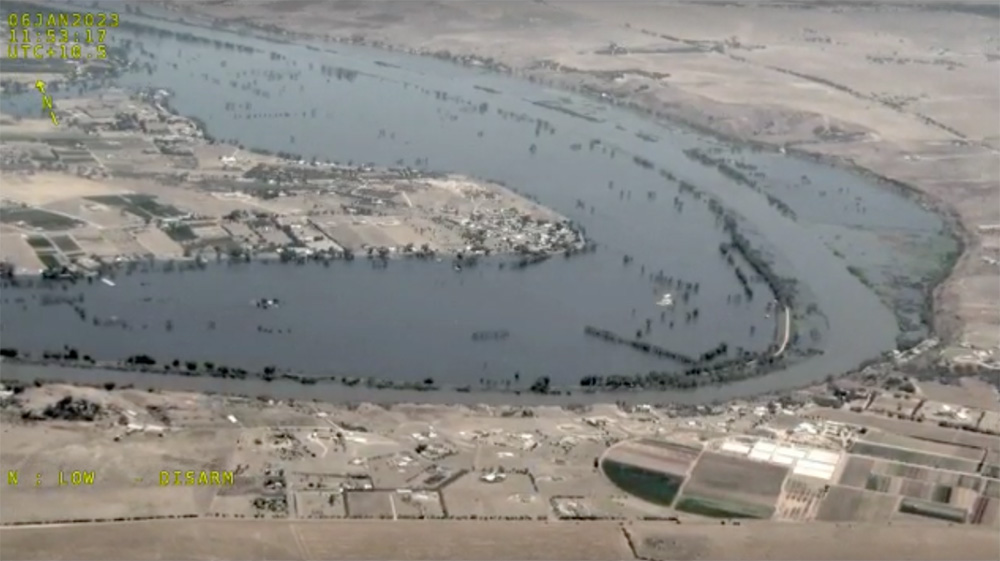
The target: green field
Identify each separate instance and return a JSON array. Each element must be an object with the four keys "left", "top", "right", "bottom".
[
  {"left": 898, "top": 497, "right": 967, "bottom": 523},
  {"left": 163, "top": 223, "right": 198, "bottom": 243},
  {"left": 85, "top": 194, "right": 186, "bottom": 220},
  {"left": 36, "top": 252, "right": 61, "bottom": 269},
  {"left": 25, "top": 235, "right": 54, "bottom": 249},
  {"left": 675, "top": 493, "right": 774, "bottom": 519},
  {"left": 601, "top": 459, "right": 684, "bottom": 507},
  {"left": 49, "top": 234, "right": 81, "bottom": 253},
  {"left": 0, "top": 208, "right": 83, "bottom": 231}
]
